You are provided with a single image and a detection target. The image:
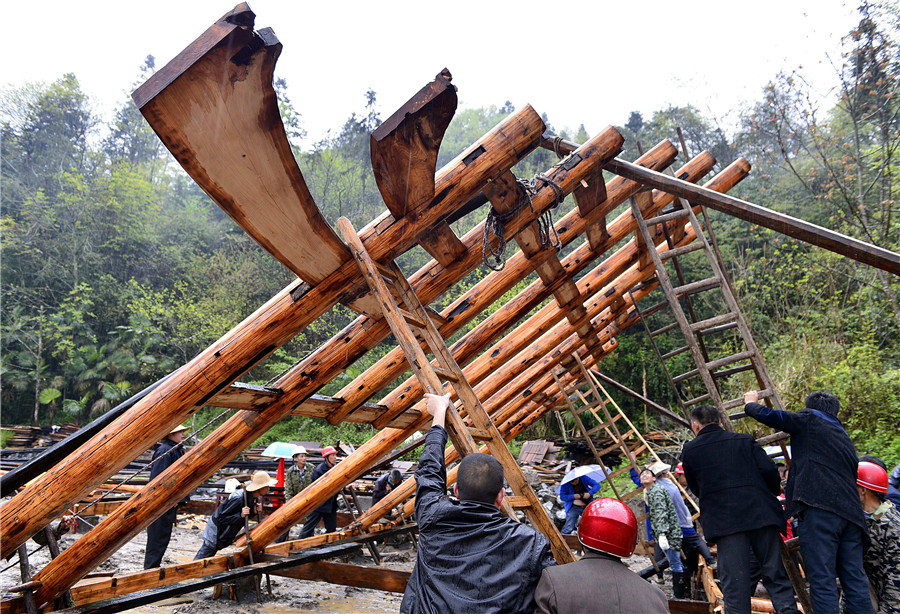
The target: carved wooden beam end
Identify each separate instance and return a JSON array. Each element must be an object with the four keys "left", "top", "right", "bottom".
[{"left": 371, "top": 69, "right": 458, "bottom": 219}]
